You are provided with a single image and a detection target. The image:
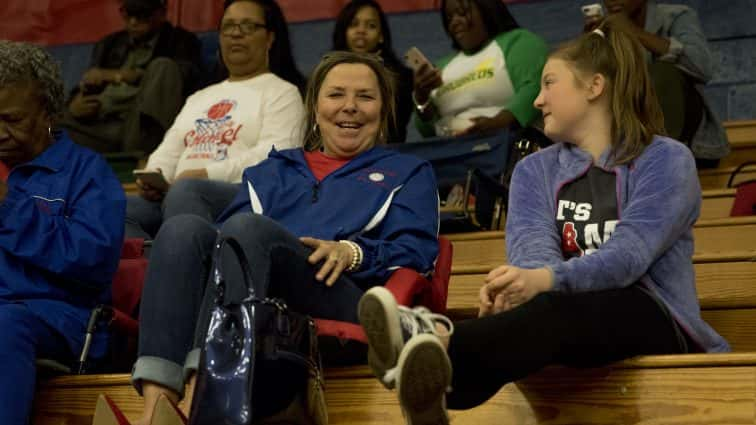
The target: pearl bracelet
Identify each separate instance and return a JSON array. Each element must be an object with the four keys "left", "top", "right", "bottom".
[{"left": 339, "top": 240, "right": 363, "bottom": 273}]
